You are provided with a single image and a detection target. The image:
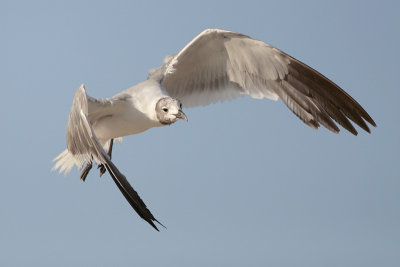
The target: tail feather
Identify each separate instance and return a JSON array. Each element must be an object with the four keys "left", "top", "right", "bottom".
[
  {"left": 52, "top": 138, "right": 120, "bottom": 175},
  {"left": 52, "top": 149, "right": 82, "bottom": 175}
]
